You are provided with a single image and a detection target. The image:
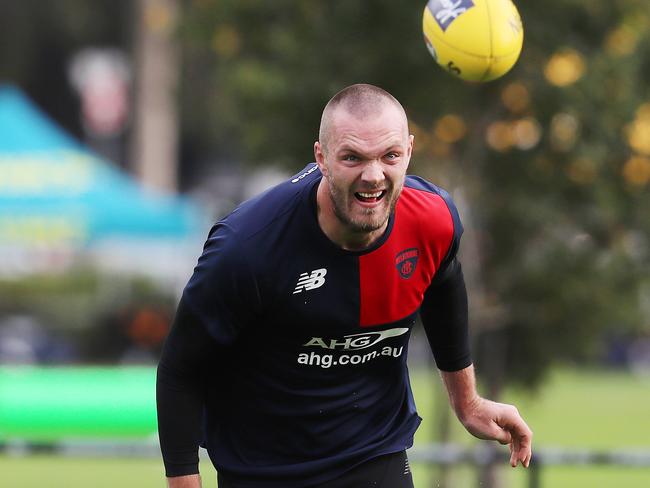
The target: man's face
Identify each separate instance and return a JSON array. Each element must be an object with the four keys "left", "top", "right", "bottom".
[{"left": 315, "top": 104, "right": 413, "bottom": 235}]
